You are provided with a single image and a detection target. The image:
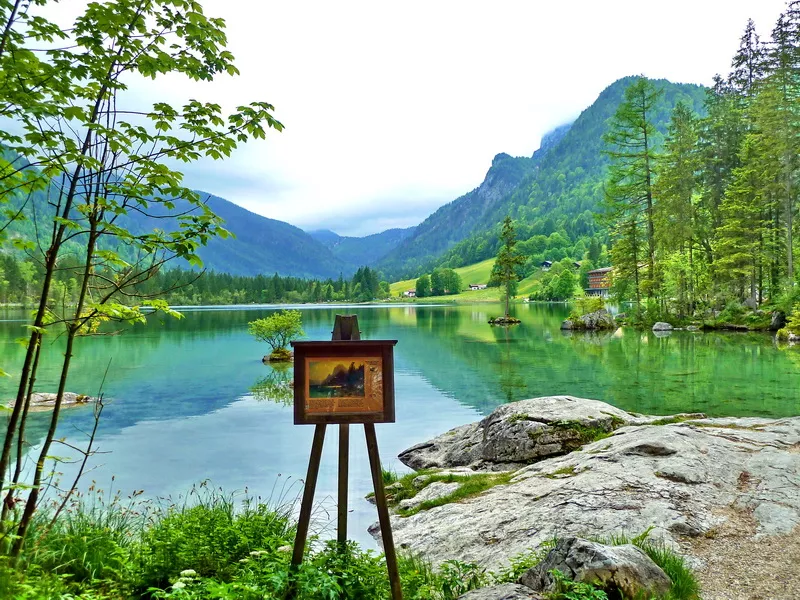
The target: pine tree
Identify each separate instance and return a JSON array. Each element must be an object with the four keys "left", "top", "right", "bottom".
[
  {"left": 491, "top": 216, "right": 526, "bottom": 317},
  {"left": 654, "top": 102, "right": 702, "bottom": 314},
  {"left": 603, "top": 77, "right": 663, "bottom": 308}
]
